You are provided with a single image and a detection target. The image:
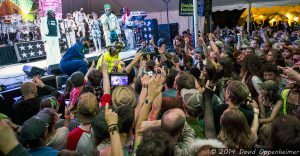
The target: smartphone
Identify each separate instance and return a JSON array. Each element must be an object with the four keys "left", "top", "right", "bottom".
[
  {"left": 147, "top": 71, "right": 153, "bottom": 77},
  {"left": 110, "top": 73, "right": 129, "bottom": 86}
]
